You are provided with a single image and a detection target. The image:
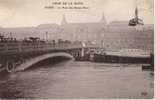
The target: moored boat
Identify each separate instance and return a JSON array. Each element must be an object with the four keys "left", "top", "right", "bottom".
[{"left": 91, "top": 49, "right": 151, "bottom": 64}]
